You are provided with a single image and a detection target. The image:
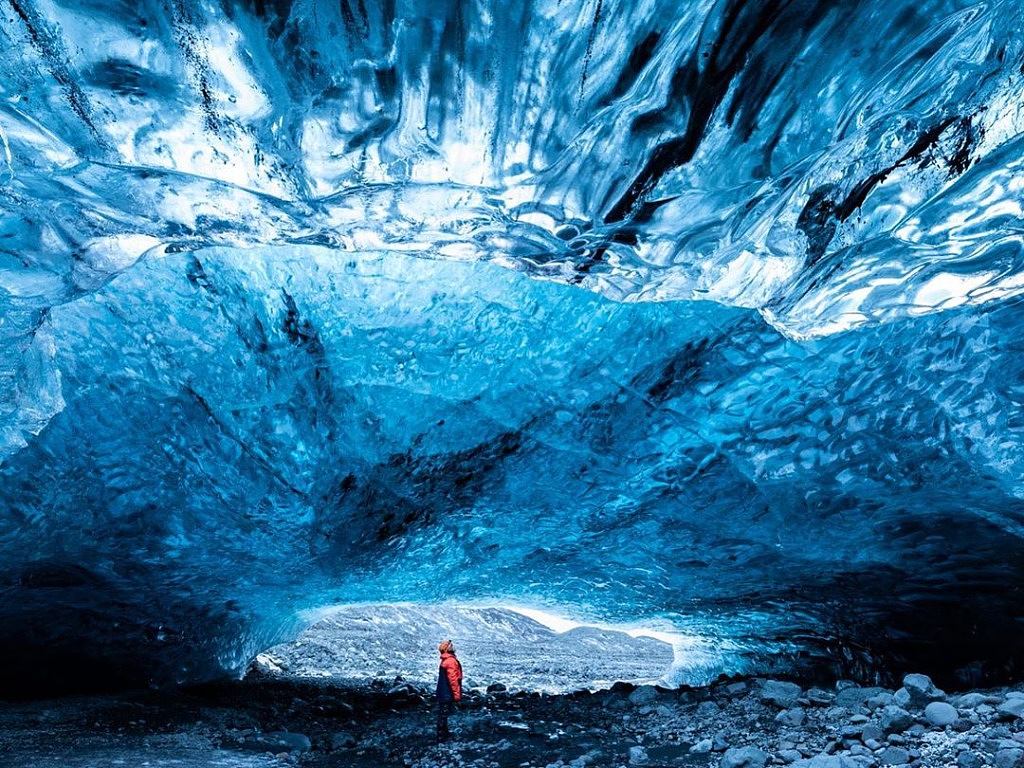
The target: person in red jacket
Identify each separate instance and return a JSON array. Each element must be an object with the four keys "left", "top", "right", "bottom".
[{"left": 435, "top": 639, "right": 463, "bottom": 742}]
